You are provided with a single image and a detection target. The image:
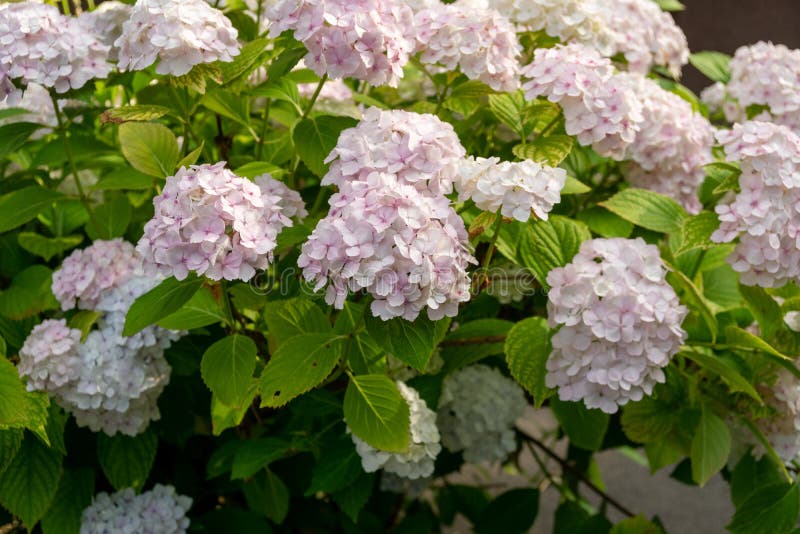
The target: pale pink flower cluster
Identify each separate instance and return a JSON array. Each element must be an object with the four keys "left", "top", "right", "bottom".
[
  {"left": 749, "top": 370, "right": 800, "bottom": 464},
  {"left": 299, "top": 108, "right": 475, "bottom": 321},
  {"left": 137, "top": 164, "right": 306, "bottom": 282},
  {"left": 700, "top": 82, "right": 745, "bottom": 123},
  {"left": 349, "top": 381, "right": 441, "bottom": 479},
  {"left": 0, "top": 2, "right": 111, "bottom": 97},
  {"left": 454, "top": 156, "right": 566, "bottom": 222},
  {"left": 618, "top": 73, "right": 714, "bottom": 214},
  {"left": 52, "top": 238, "right": 141, "bottom": 311},
  {"left": 414, "top": 2, "right": 521, "bottom": 92},
  {"left": 267, "top": 0, "right": 416, "bottom": 87},
  {"left": 78, "top": 1, "right": 132, "bottom": 61},
  {"left": 712, "top": 121, "right": 800, "bottom": 288},
  {"left": 18, "top": 319, "right": 82, "bottom": 392},
  {"left": 521, "top": 43, "right": 643, "bottom": 159},
  {"left": 546, "top": 238, "right": 688, "bottom": 414},
  {"left": 0, "top": 83, "right": 57, "bottom": 134},
  {"left": 718, "top": 42, "right": 800, "bottom": 132},
  {"left": 80, "top": 484, "right": 192, "bottom": 534},
  {"left": 116, "top": 0, "right": 240, "bottom": 77}
]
